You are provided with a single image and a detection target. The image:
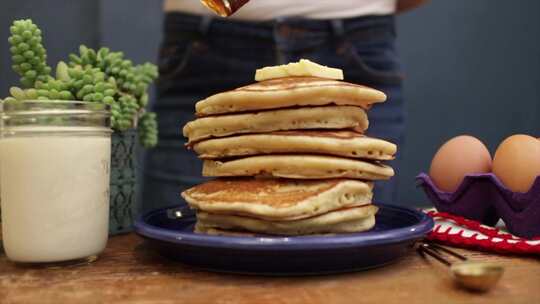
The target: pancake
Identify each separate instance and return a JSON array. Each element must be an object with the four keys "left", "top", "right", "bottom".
[
  {"left": 194, "top": 217, "right": 376, "bottom": 236},
  {"left": 194, "top": 226, "right": 355, "bottom": 237},
  {"left": 183, "top": 106, "right": 369, "bottom": 143},
  {"left": 192, "top": 130, "right": 396, "bottom": 160},
  {"left": 202, "top": 155, "right": 394, "bottom": 180},
  {"left": 195, "top": 77, "right": 386, "bottom": 116},
  {"left": 182, "top": 178, "right": 373, "bottom": 221},
  {"left": 193, "top": 227, "right": 259, "bottom": 237},
  {"left": 195, "top": 205, "right": 378, "bottom": 235}
]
